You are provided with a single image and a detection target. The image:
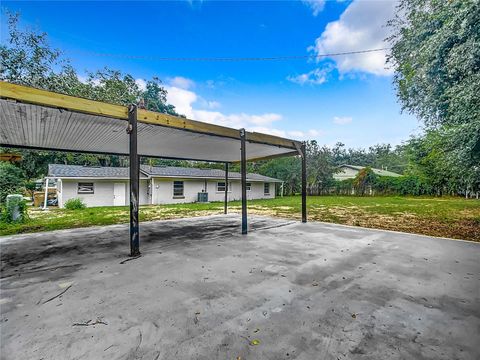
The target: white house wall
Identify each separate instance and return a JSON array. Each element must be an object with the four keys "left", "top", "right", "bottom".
[
  {"left": 152, "top": 178, "right": 275, "bottom": 204},
  {"left": 58, "top": 178, "right": 275, "bottom": 207},
  {"left": 59, "top": 179, "right": 149, "bottom": 208}
]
